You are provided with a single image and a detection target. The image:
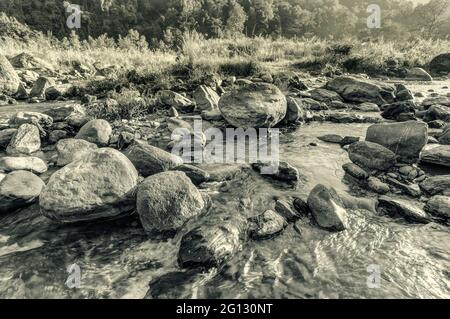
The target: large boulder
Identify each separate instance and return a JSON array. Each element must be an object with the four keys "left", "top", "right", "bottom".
[
  {"left": 6, "top": 124, "right": 41, "bottom": 155},
  {"left": 55, "top": 138, "right": 98, "bottom": 166},
  {"left": 326, "top": 76, "right": 395, "bottom": 106},
  {"left": 44, "top": 104, "right": 86, "bottom": 122},
  {"left": 218, "top": 82, "right": 287, "bottom": 128},
  {"left": 381, "top": 101, "right": 416, "bottom": 121},
  {"left": 0, "top": 53, "right": 20, "bottom": 95},
  {"left": 136, "top": 171, "right": 205, "bottom": 233},
  {"left": 421, "top": 145, "right": 450, "bottom": 167},
  {"left": 429, "top": 53, "right": 450, "bottom": 75},
  {"left": 29, "top": 77, "right": 54, "bottom": 99},
  {"left": 405, "top": 67, "right": 432, "bottom": 81},
  {"left": 307, "top": 184, "right": 348, "bottom": 231},
  {"left": 283, "top": 97, "right": 306, "bottom": 124},
  {"left": 249, "top": 209, "right": 287, "bottom": 239},
  {"left": 0, "top": 129, "right": 17, "bottom": 149},
  {"left": 39, "top": 148, "right": 138, "bottom": 222},
  {"left": 309, "top": 88, "right": 343, "bottom": 103},
  {"left": 75, "top": 119, "right": 112, "bottom": 146},
  {"left": 193, "top": 85, "right": 219, "bottom": 111},
  {"left": 366, "top": 121, "right": 427, "bottom": 163},
  {"left": 0, "top": 156, "right": 47, "bottom": 174},
  {"left": 423, "top": 105, "right": 450, "bottom": 122},
  {"left": 348, "top": 141, "right": 396, "bottom": 171},
  {"left": 124, "top": 140, "right": 183, "bottom": 177},
  {"left": 8, "top": 111, "right": 53, "bottom": 128},
  {"left": 419, "top": 175, "right": 450, "bottom": 196},
  {"left": 424, "top": 196, "right": 450, "bottom": 219},
  {"left": 377, "top": 196, "right": 430, "bottom": 224},
  {"left": 0, "top": 170, "right": 45, "bottom": 214}
]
